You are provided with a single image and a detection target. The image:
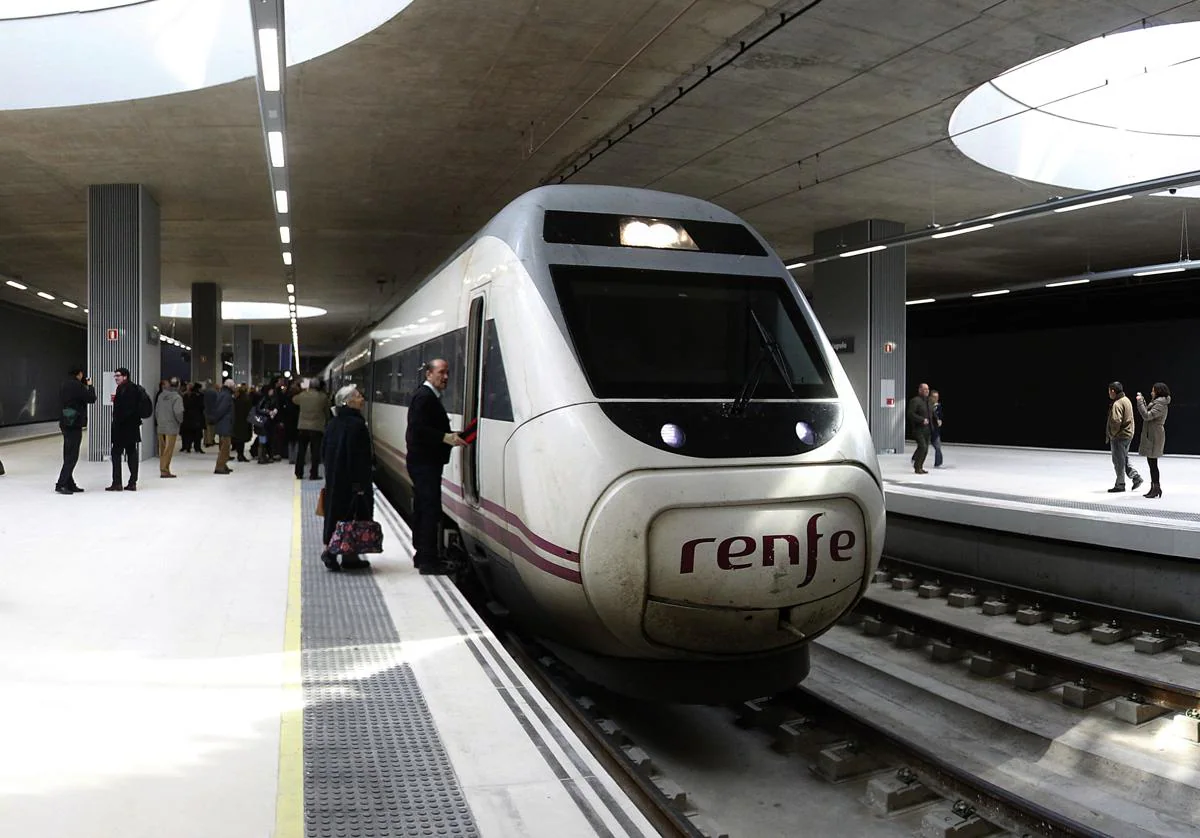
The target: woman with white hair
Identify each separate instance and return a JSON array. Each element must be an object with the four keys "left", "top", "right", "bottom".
[{"left": 320, "top": 384, "right": 375, "bottom": 570}]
